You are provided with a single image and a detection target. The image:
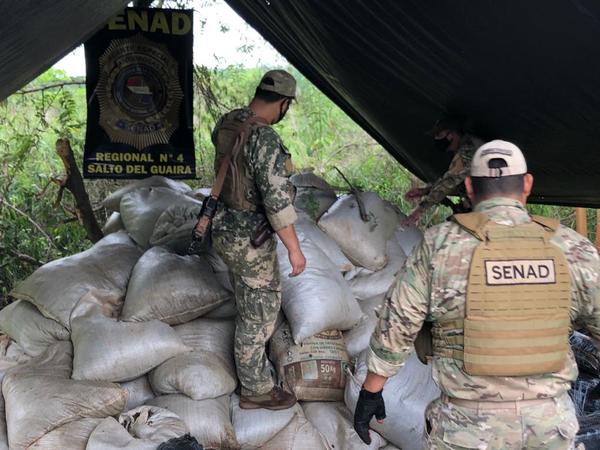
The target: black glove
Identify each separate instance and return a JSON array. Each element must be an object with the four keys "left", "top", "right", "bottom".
[{"left": 353, "top": 387, "right": 386, "bottom": 445}]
